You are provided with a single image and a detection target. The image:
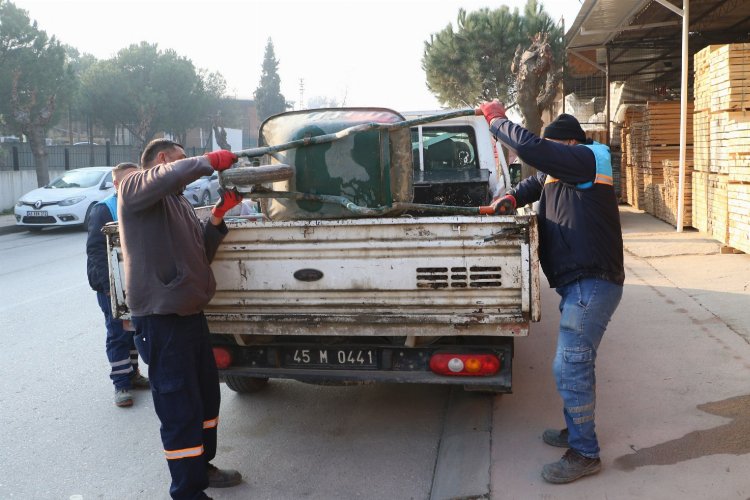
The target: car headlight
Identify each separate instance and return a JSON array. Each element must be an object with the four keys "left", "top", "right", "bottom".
[
  {"left": 16, "top": 200, "right": 24, "bottom": 207},
  {"left": 58, "top": 196, "right": 86, "bottom": 206}
]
